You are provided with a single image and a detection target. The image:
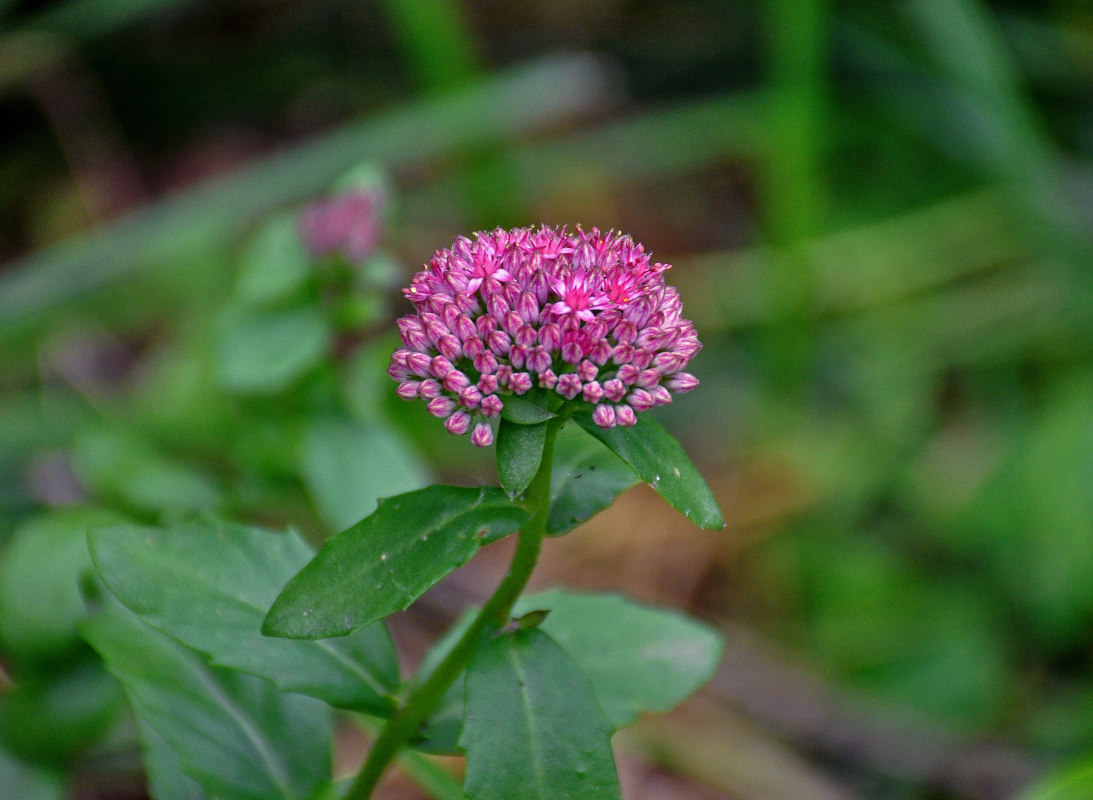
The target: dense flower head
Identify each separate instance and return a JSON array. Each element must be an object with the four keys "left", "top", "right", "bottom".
[{"left": 388, "top": 225, "right": 701, "bottom": 446}]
